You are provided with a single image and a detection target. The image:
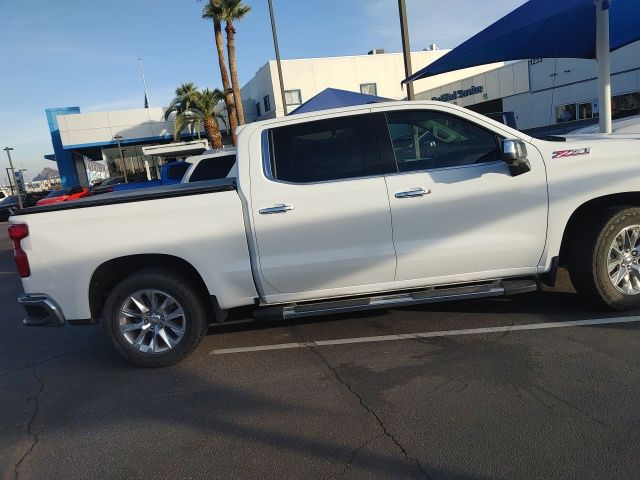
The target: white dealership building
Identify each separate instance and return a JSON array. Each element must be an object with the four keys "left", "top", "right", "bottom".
[
  {"left": 240, "top": 48, "right": 503, "bottom": 121},
  {"left": 414, "top": 41, "right": 640, "bottom": 135}
]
